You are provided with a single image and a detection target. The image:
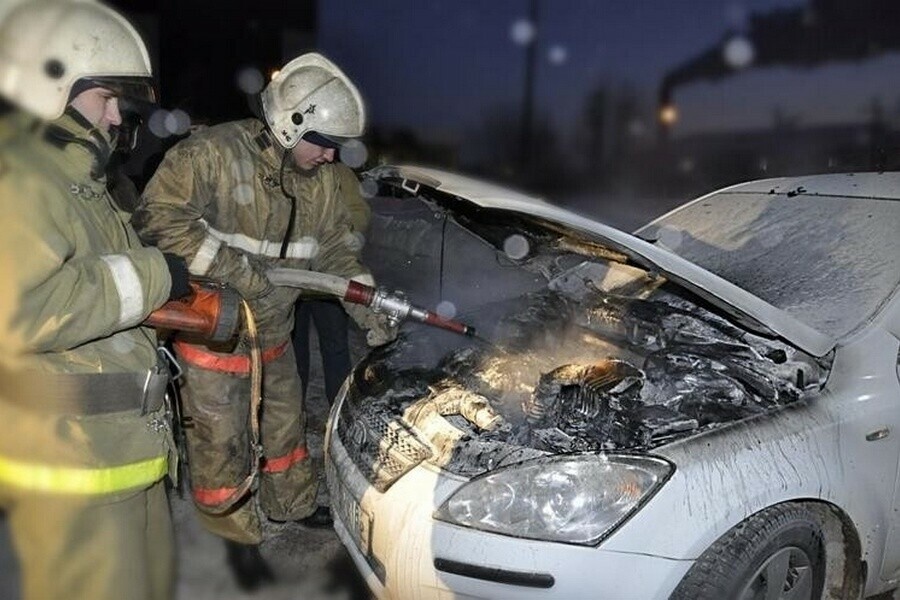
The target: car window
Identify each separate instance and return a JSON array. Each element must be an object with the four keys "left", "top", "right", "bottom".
[{"left": 640, "top": 192, "right": 900, "bottom": 340}]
